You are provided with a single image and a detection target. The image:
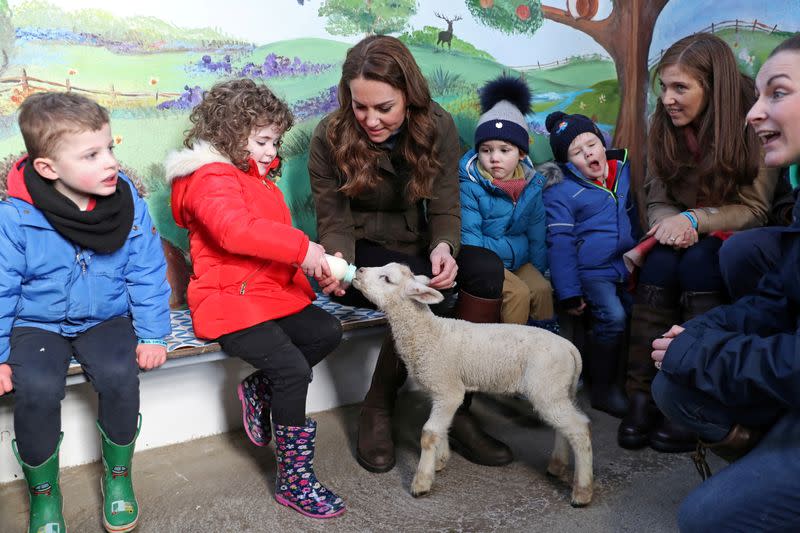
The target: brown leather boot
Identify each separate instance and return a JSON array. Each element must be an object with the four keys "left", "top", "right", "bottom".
[
  {"left": 618, "top": 284, "right": 680, "bottom": 448},
  {"left": 680, "top": 290, "right": 727, "bottom": 320},
  {"left": 692, "top": 424, "right": 762, "bottom": 480},
  {"left": 356, "top": 333, "right": 407, "bottom": 473},
  {"left": 449, "top": 291, "right": 513, "bottom": 466}
]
